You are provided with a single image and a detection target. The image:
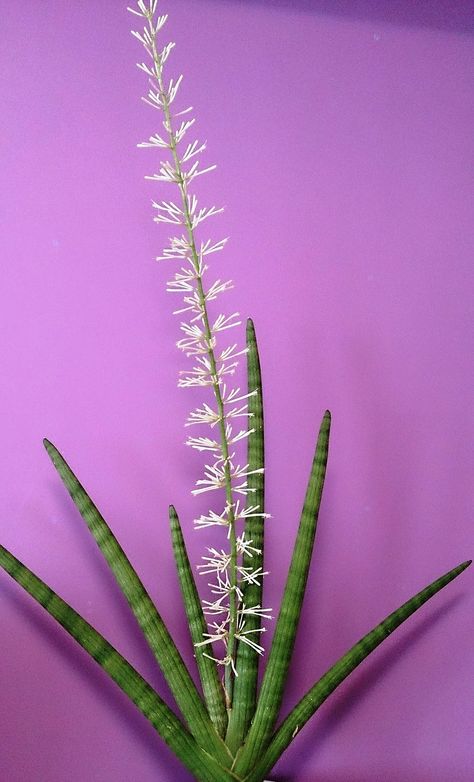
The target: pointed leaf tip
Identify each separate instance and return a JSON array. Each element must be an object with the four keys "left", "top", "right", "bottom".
[
  {"left": 246, "top": 557, "right": 471, "bottom": 780},
  {"left": 0, "top": 546, "right": 231, "bottom": 781},
  {"left": 40, "top": 443, "right": 229, "bottom": 762}
]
